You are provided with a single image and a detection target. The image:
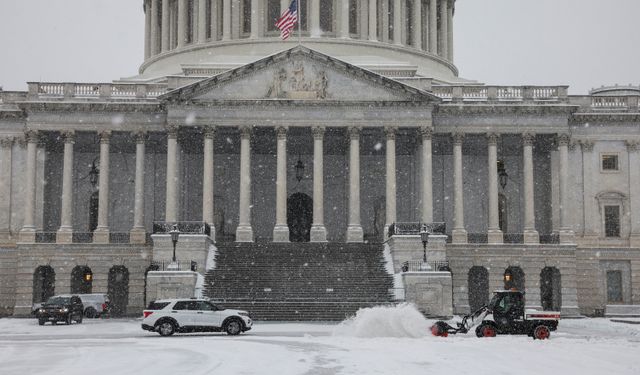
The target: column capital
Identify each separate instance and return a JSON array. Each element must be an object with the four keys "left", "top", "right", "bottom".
[
  {"left": 24, "top": 129, "right": 39, "bottom": 144},
  {"left": 166, "top": 125, "right": 179, "bottom": 139},
  {"left": 452, "top": 131, "right": 465, "bottom": 145},
  {"left": 348, "top": 126, "right": 361, "bottom": 140},
  {"left": 487, "top": 132, "right": 500, "bottom": 145},
  {"left": 203, "top": 126, "right": 216, "bottom": 139},
  {"left": 384, "top": 126, "right": 398, "bottom": 140},
  {"left": 98, "top": 130, "right": 112, "bottom": 144},
  {"left": 522, "top": 132, "right": 536, "bottom": 146},
  {"left": 580, "top": 140, "right": 594, "bottom": 152},
  {"left": 312, "top": 126, "right": 325, "bottom": 140},
  {"left": 239, "top": 125, "right": 252, "bottom": 139},
  {"left": 275, "top": 126, "right": 288, "bottom": 140},
  {"left": 133, "top": 131, "right": 147, "bottom": 144},
  {"left": 0, "top": 136, "right": 14, "bottom": 148},
  {"left": 557, "top": 133, "right": 571, "bottom": 147},
  {"left": 626, "top": 140, "right": 640, "bottom": 152},
  {"left": 419, "top": 126, "right": 433, "bottom": 140},
  {"left": 61, "top": 130, "right": 75, "bottom": 144}
]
